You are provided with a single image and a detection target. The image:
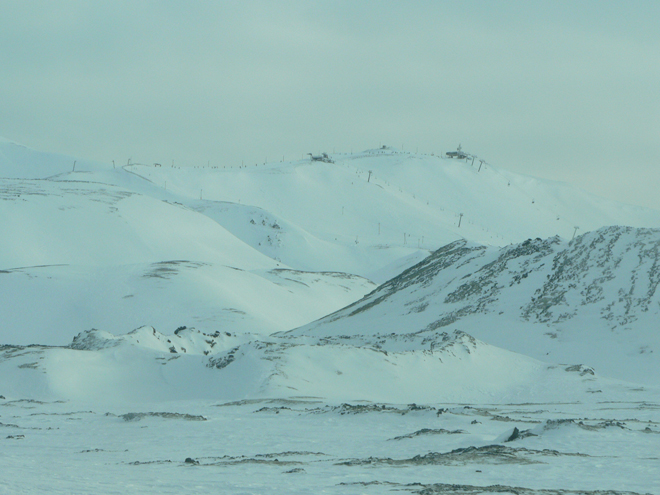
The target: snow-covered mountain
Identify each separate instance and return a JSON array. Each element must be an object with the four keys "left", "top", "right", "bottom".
[
  {"left": 2, "top": 137, "right": 659, "bottom": 380},
  {"left": 290, "top": 226, "right": 660, "bottom": 385},
  {"left": 3, "top": 137, "right": 659, "bottom": 345},
  {"left": 3, "top": 138, "right": 660, "bottom": 494}
]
